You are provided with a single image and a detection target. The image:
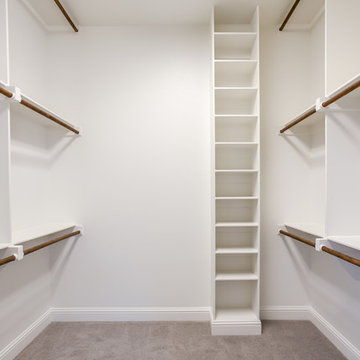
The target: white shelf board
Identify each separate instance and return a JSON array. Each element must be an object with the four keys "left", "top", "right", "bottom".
[
  {"left": 215, "top": 142, "right": 258, "bottom": 146},
  {"left": 12, "top": 223, "right": 78, "bottom": 245},
  {"left": 284, "top": 222, "right": 325, "bottom": 238},
  {"left": 215, "top": 114, "right": 258, "bottom": 118},
  {"left": 216, "top": 196, "right": 258, "bottom": 200},
  {"left": 215, "top": 169, "right": 258, "bottom": 173},
  {"left": 0, "top": 243, "right": 10, "bottom": 250},
  {"left": 327, "top": 236, "right": 360, "bottom": 251},
  {"left": 214, "top": 59, "right": 258, "bottom": 63},
  {"left": 214, "top": 32, "right": 257, "bottom": 36},
  {"left": 215, "top": 87, "right": 258, "bottom": 91},
  {"left": 216, "top": 247, "right": 258, "bottom": 254},
  {"left": 215, "top": 308, "right": 258, "bottom": 322},
  {"left": 216, "top": 272, "right": 258, "bottom": 281},
  {"left": 216, "top": 222, "right": 258, "bottom": 228}
]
